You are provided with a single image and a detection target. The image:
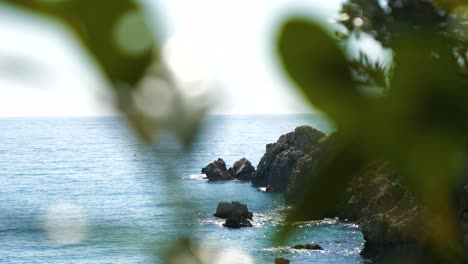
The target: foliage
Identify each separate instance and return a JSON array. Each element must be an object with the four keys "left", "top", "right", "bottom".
[{"left": 277, "top": 0, "right": 468, "bottom": 262}]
